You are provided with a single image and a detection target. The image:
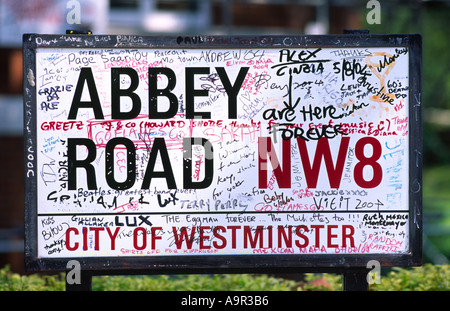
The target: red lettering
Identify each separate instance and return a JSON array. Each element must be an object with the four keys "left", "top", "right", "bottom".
[
  {"left": 40, "top": 121, "right": 83, "bottom": 131},
  {"left": 296, "top": 137, "right": 350, "bottom": 188},
  {"left": 310, "top": 225, "right": 324, "bottom": 248},
  {"left": 353, "top": 137, "right": 383, "bottom": 188},
  {"left": 228, "top": 225, "right": 240, "bottom": 249},
  {"left": 172, "top": 226, "right": 196, "bottom": 249},
  {"left": 133, "top": 227, "right": 147, "bottom": 250},
  {"left": 277, "top": 225, "right": 292, "bottom": 248},
  {"left": 90, "top": 227, "right": 104, "bottom": 250},
  {"left": 327, "top": 225, "right": 339, "bottom": 248},
  {"left": 294, "top": 225, "right": 309, "bottom": 248},
  {"left": 66, "top": 228, "right": 79, "bottom": 251},
  {"left": 106, "top": 227, "right": 120, "bottom": 250},
  {"left": 151, "top": 227, "right": 162, "bottom": 250},
  {"left": 342, "top": 225, "right": 355, "bottom": 248},
  {"left": 258, "top": 137, "right": 291, "bottom": 188},
  {"left": 163, "top": 225, "right": 357, "bottom": 252},
  {"left": 82, "top": 227, "right": 88, "bottom": 251},
  {"left": 212, "top": 226, "right": 227, "bottom": 249},
  {"left": 199, "top": 226, "right": 211, "bottom": 249},
  {"left": 243, "top": 225, "right": 264, "bottom": 248},
  {"left": 257, "top": 136, "right": 382, "bottom": 190}
]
